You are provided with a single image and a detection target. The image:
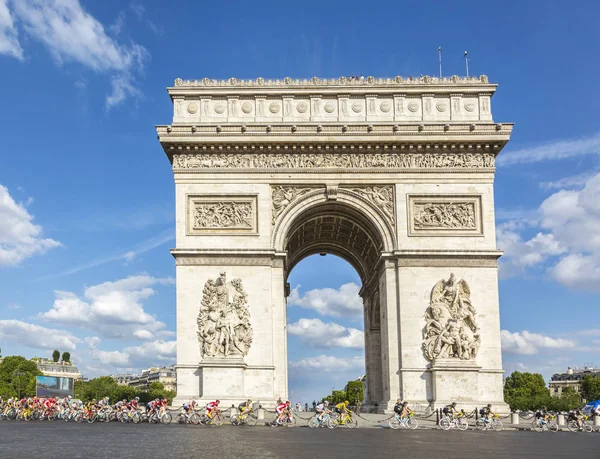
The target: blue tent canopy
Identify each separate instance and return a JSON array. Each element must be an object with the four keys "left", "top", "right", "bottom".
[{"left": 582, "top": 400, "right": 600, "bottom": 416}]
